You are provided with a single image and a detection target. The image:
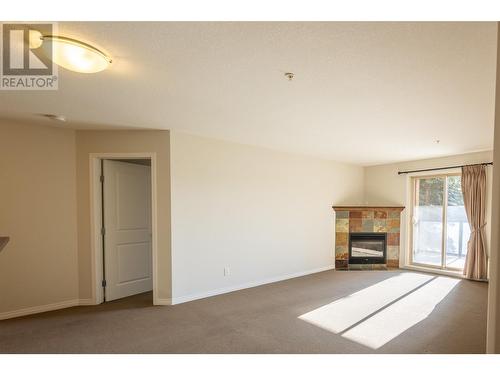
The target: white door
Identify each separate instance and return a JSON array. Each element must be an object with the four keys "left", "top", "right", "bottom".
[{"left": 103, "top": 160, "right": 152, "bottom": 301}]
